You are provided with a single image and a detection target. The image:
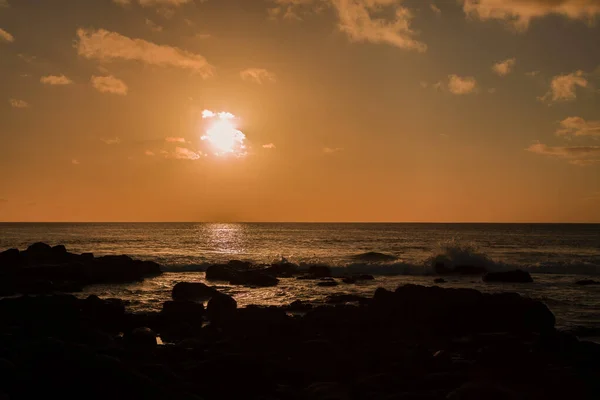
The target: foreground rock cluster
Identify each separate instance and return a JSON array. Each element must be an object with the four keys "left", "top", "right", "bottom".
[
  {"left": 0, "top": 243, "right": 161, "bottom": 295},
  {"left": 0, "top": 283, "right": 599, "bottom": 400}
]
